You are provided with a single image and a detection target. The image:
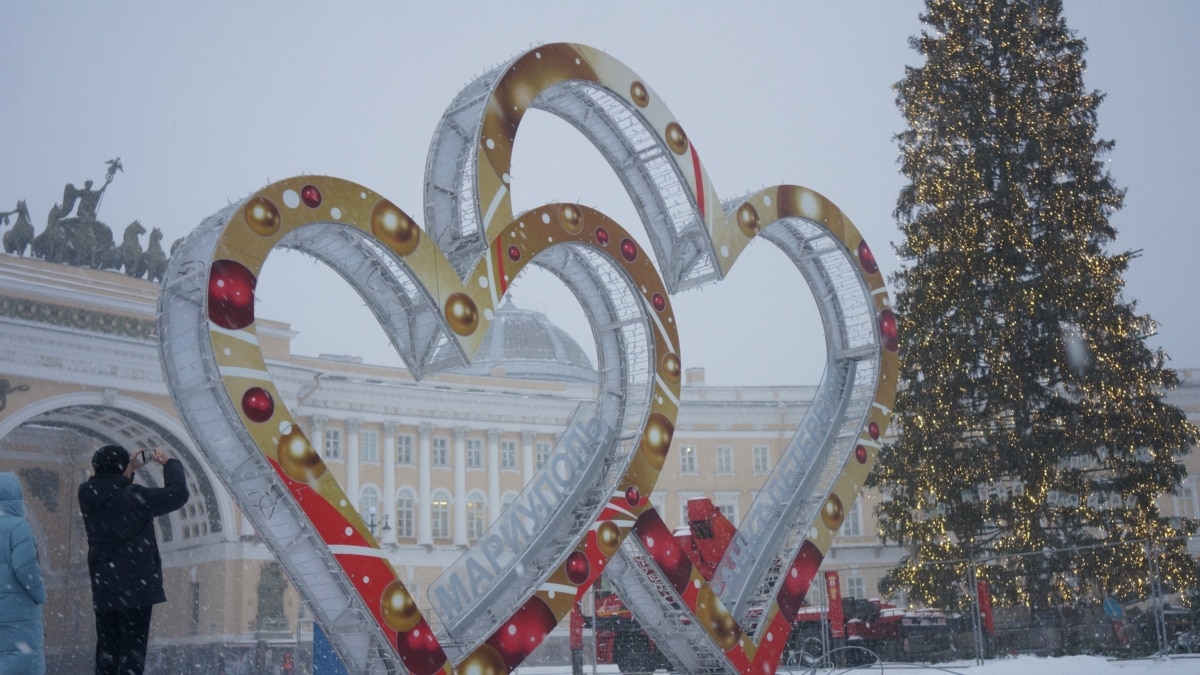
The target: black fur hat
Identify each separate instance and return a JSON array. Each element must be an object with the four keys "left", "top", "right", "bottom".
[{"left": 92, "top": 445, "right": 130, "bottom": 475}]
